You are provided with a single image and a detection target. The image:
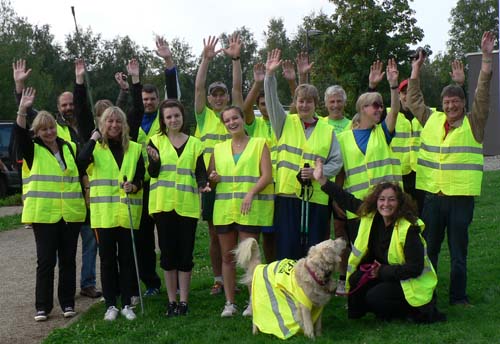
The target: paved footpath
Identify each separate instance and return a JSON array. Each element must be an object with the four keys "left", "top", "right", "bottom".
[{"left": 0, "top": 207, "right": 100, "bottom": 344}]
